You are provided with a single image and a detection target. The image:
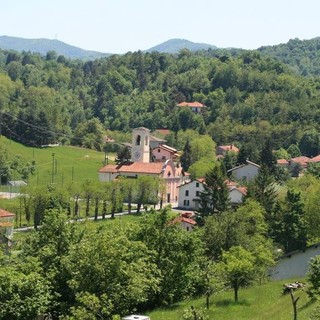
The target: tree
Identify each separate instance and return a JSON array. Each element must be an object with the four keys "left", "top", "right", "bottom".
[
  {"left": 22, "top": 209, "right": 81, "bottom": 317},
  {"left": 135, "top": 176, "right": 159, "bottom": 213},
  {"left": 119, "top": 177, "right": 137, "bottom": 214},
  {"left": 307, "top": 255, "right": 320, "bottom": 299},
  {"left": 115, "top": 146, "right": 131, "bottom": 164},
  {"left": 136, "top": 207, "right": 203, "bottom": 305},
  {"left": 287, "top": 144, "right": 301, "bottom": 158},
  {"left": 198, "top": 165, "right": 229, "bottom": 217},
  {"left": 0, "top": 266, "right": 51, "bottom": 320},
  {"left": 299, "top": 129, "right": 320, "bottom": 157},
  {"left": 180, "top": 139, "right": 192, "bottom": 171},
  {"left": 248, "top": 165, "right": 277, "bottom": 223},
  {"left": 222, "top": 246, "right": 255, "bottom": 302},
  {"left": 260, "top": 139, "right": 277, "bottom": 174},
  {"left": 63, "top": 225, "right": 159, "bottom": 317},
  {"left": 272, "top": 190, "right": 307, "bottom": 253}
]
